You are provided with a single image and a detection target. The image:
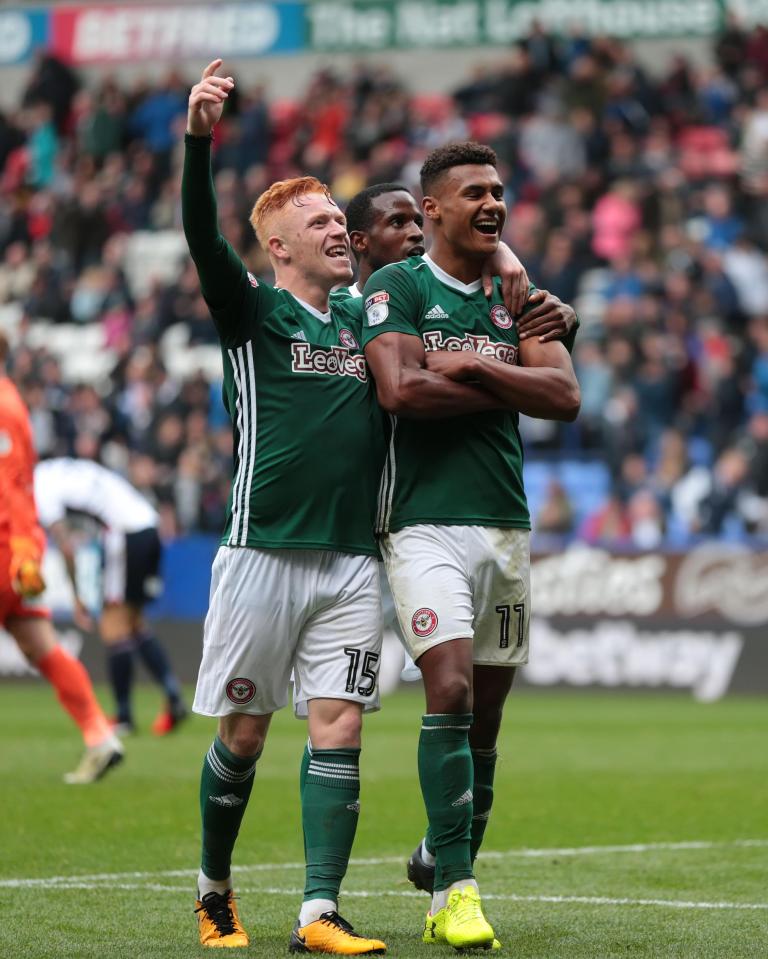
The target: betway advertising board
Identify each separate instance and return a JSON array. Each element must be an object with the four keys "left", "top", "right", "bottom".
[
  {"left": 1, "top": 540, "right": 765, "bottom": 700},
  {"left": 520, "top": 545, "right": 768, "bottom": 701}
]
